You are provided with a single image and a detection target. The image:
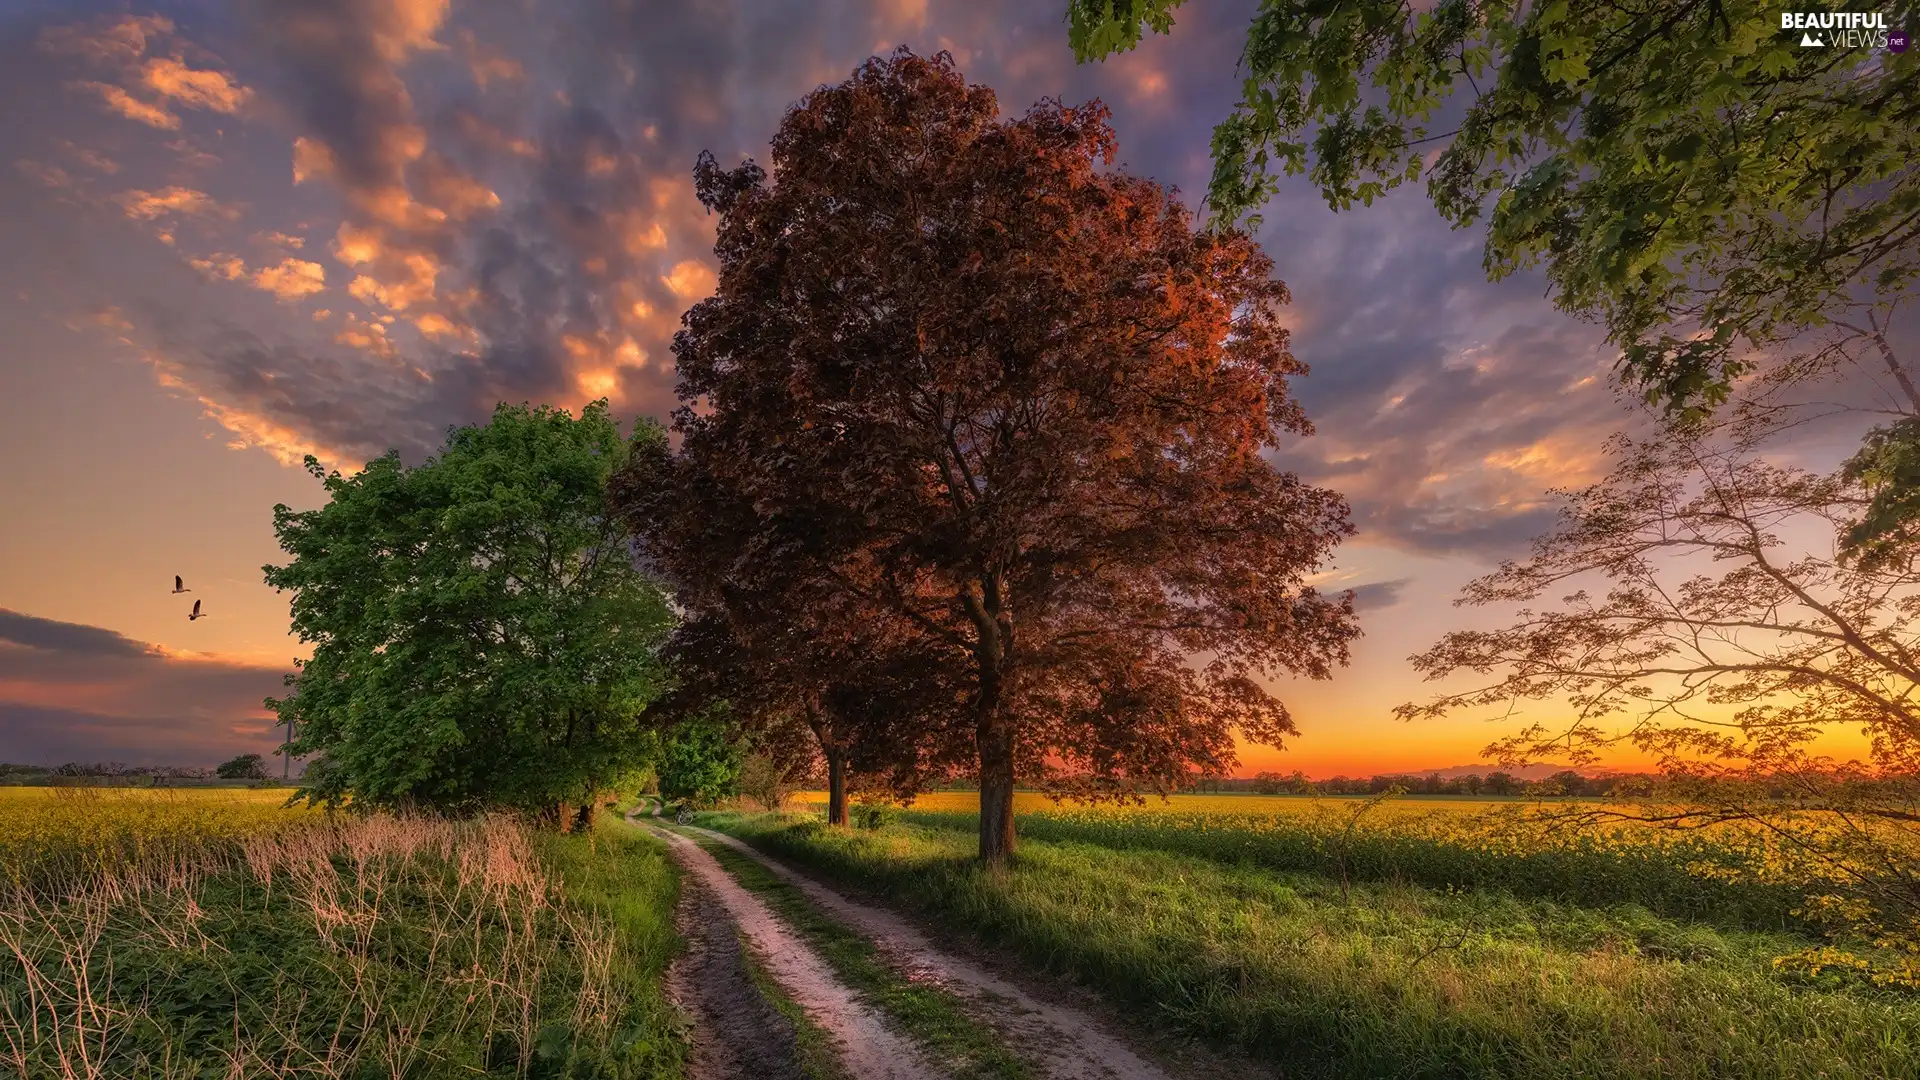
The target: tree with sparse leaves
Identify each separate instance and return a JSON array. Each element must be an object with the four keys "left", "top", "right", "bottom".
[
  {"left": 663, "top": 50, "right": 1358, "bottom": 863},
  {"left": 1399, "top": 432, "right": 1920, "bottom": 986},
  {"left": 264, "top": 402, "right": 673, "bottom": 824}
]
